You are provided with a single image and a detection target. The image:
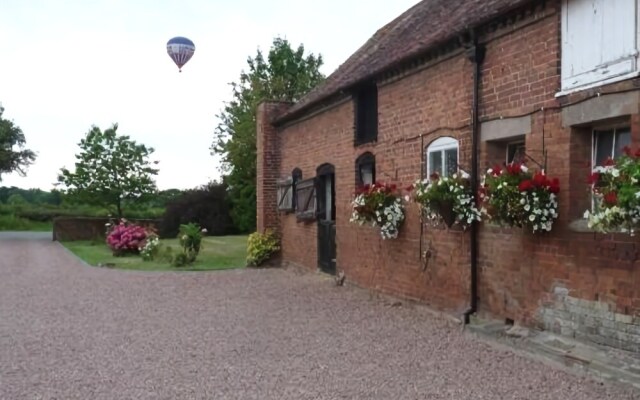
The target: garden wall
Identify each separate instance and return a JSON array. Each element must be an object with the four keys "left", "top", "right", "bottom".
[{"left": 52, "top": 217, "right": 161, "bottom": 242}]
